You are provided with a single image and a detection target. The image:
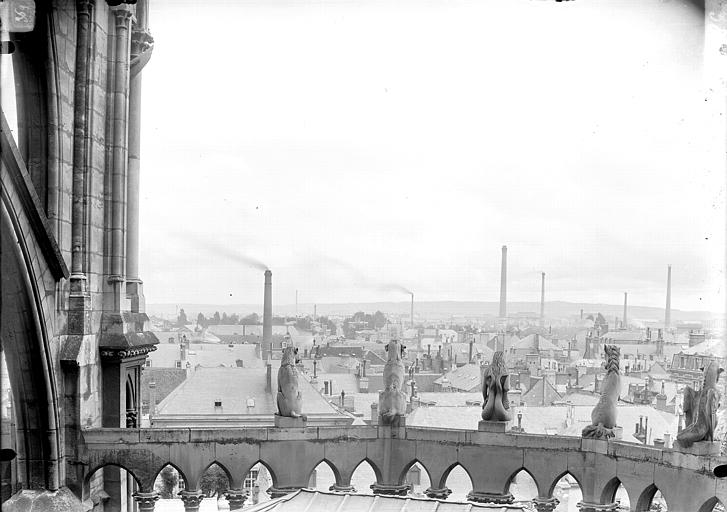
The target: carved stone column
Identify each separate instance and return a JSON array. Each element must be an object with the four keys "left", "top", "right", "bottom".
[
  {"left": 329, "top": 484, "right": 355, "bottom": 493},
  {"left": 133, "top": 491, "right": 159, "bottom": 512},
  {"left": 109, "top": 5, "right": 134, "bottom": 311},
  {"left": 267, "top": 486, "right": 302, "bottom": 499},
  {"left": 424, "top": 487, "right": 452, "bottom": 499},
  {"left": 69, "top": 0, "right": 95, "bottom": 297},
  {"left": 370, "top": 483, "right": 411, "bottom": 496},
  {"left": 466, "top": 491, "right": 514, "bottom": 504},
  {"left": 179, "top": 490, "right": 205, "bottom": 512},
  {"left": 533, "top": 497, "right": 560, "bottom": 512},
  {"left": 225, "top": 489, "right": 248, "bottom": 510},
  {"left": 576, "top": 502, "right": 619, "bottom": 512},
  {"left": 126, "top": 21, "right": 154, "bottom": 314}
]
